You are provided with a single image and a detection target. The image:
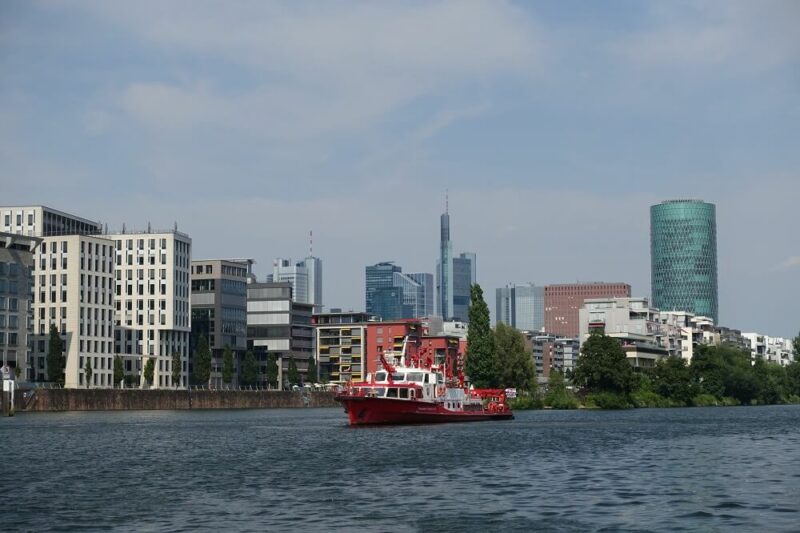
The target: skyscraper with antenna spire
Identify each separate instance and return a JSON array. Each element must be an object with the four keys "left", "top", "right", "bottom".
[{"left": 436, "top": 193, "right": 476, "bottom": 322}]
